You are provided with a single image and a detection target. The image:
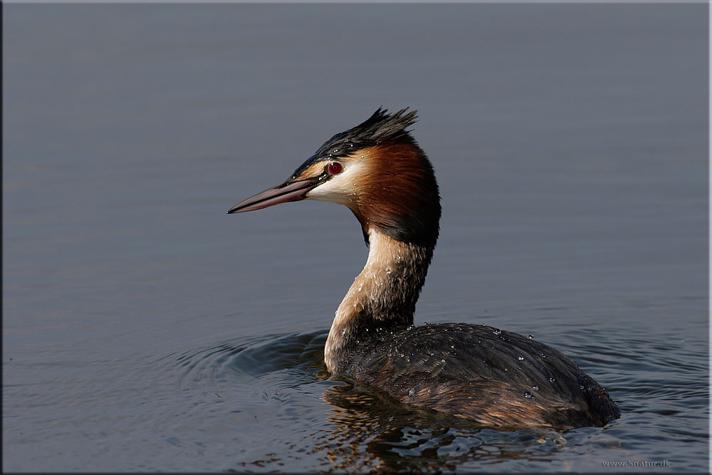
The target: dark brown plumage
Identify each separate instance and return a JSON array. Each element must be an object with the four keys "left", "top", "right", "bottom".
[{"left": 346, "top": 324, "right": 619, "bottom": 429}]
